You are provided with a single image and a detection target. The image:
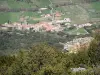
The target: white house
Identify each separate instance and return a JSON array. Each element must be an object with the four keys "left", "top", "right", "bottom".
[
  {"left": 39, "top": 8, "right": 48, "bottom": 11},
  {"left": 64, "top": 18, "right": 71, "bottom": 22},
  {"left": 55, "top": 18, "right": 71, "bottom": 24}
]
